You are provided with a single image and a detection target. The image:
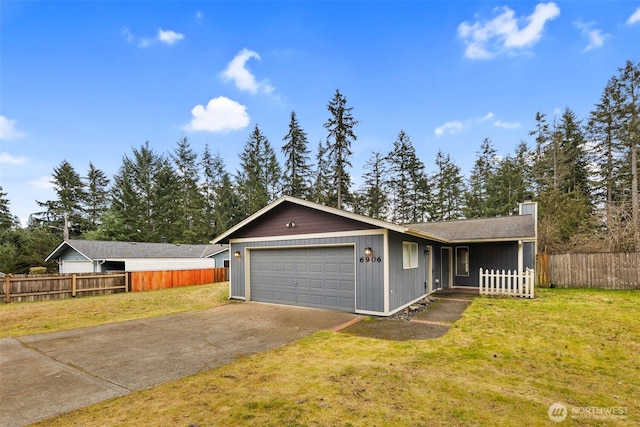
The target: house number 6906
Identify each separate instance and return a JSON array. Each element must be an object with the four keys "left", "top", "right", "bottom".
[{"left": 360, "top": 257, "right": 382, "bottom": 263}]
